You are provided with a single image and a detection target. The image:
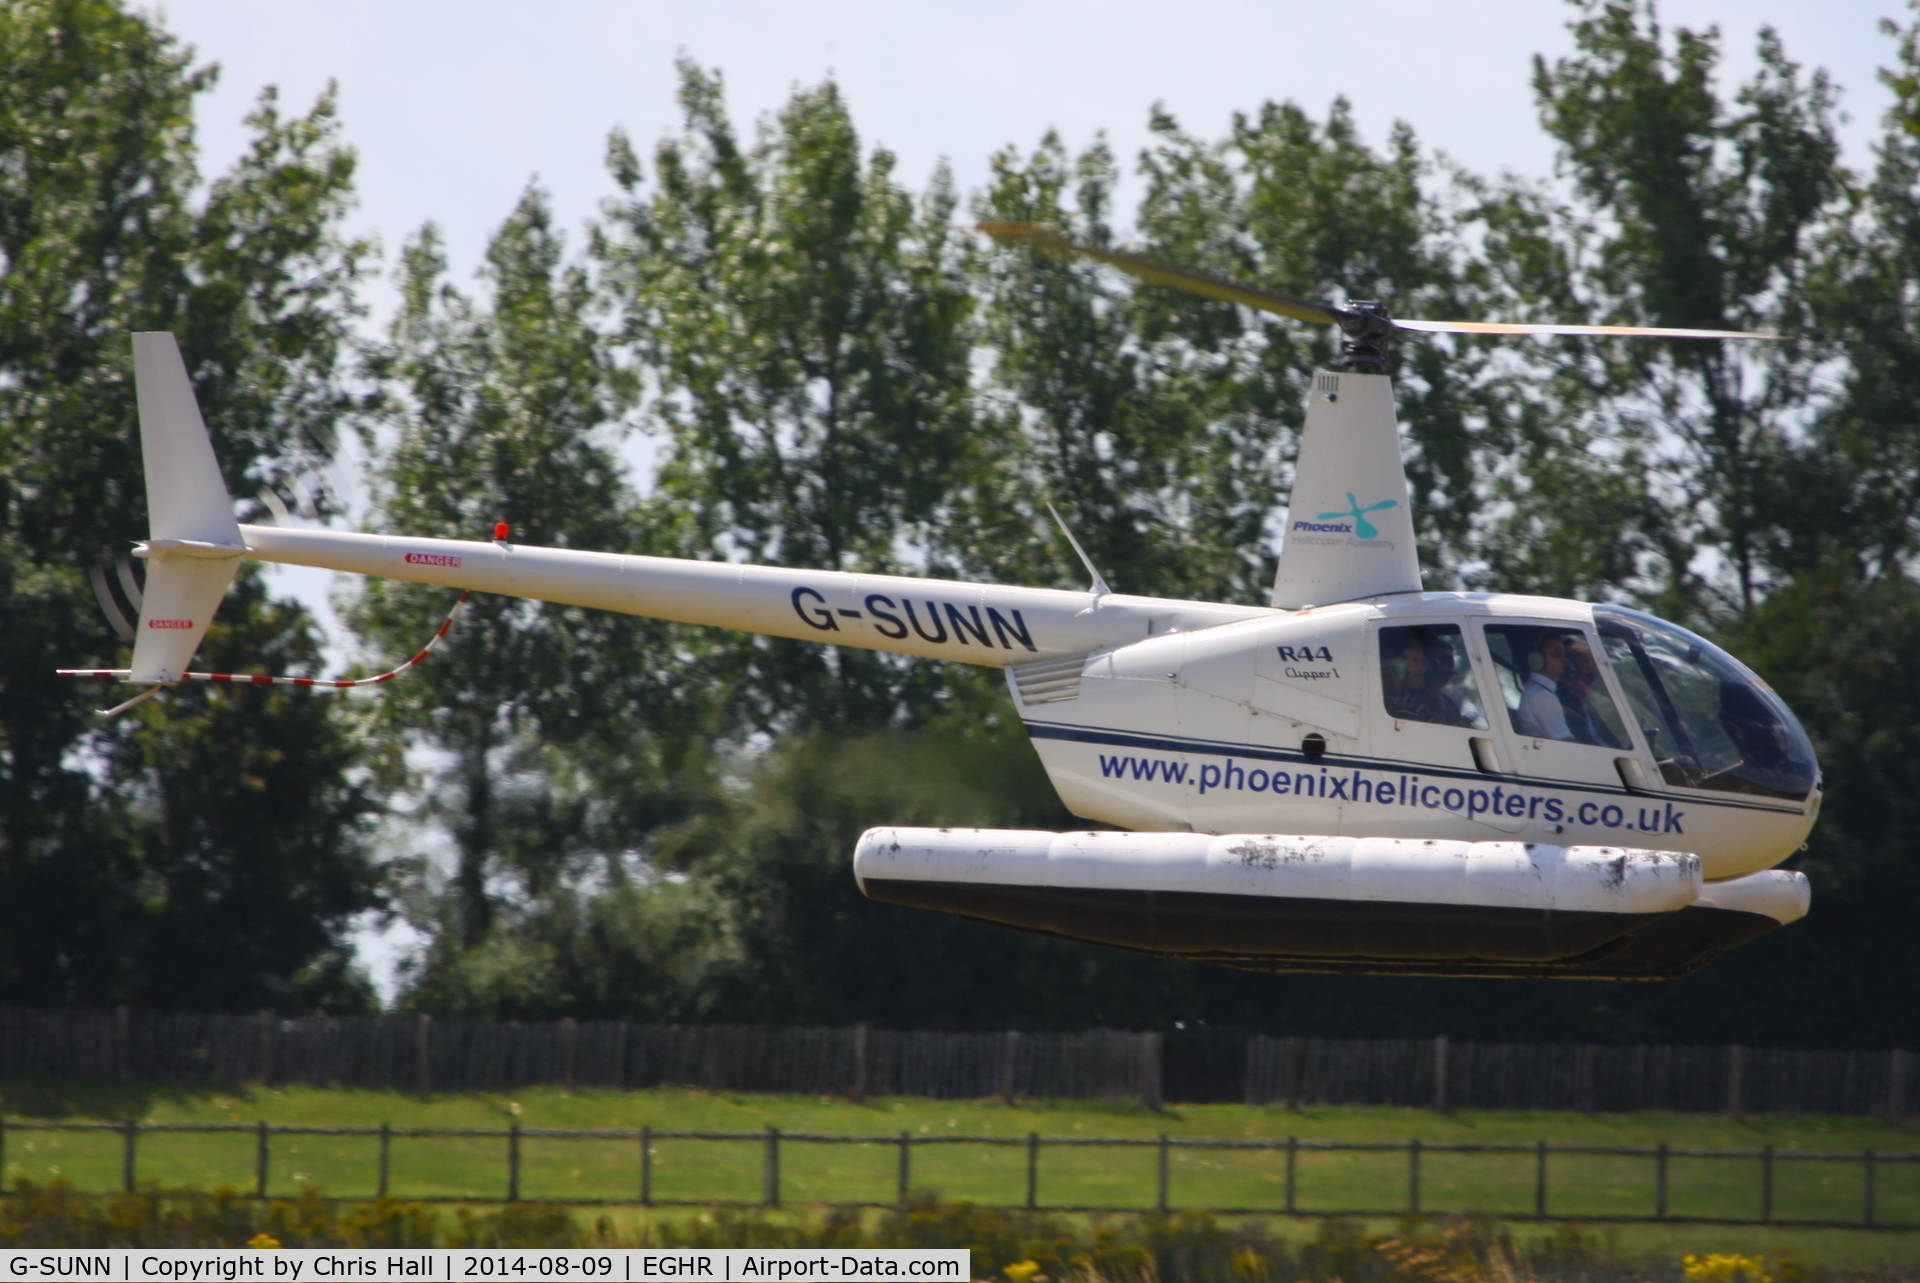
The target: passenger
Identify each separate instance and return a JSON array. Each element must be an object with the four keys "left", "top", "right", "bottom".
[
  {"left": 1514, "top": 631, "right": 1575, "bottom": 740},
  {"left": 1423, "top": 642, "right": 1471, "bottom": 727},
  {"left": 1558, "top": 640, "right": 1622, "bottom": 747}
]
